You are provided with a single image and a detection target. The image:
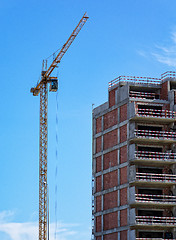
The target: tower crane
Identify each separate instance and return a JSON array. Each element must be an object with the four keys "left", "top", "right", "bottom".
[{"left": 30, "top": 12, "right": 89, "bottom": 240}]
